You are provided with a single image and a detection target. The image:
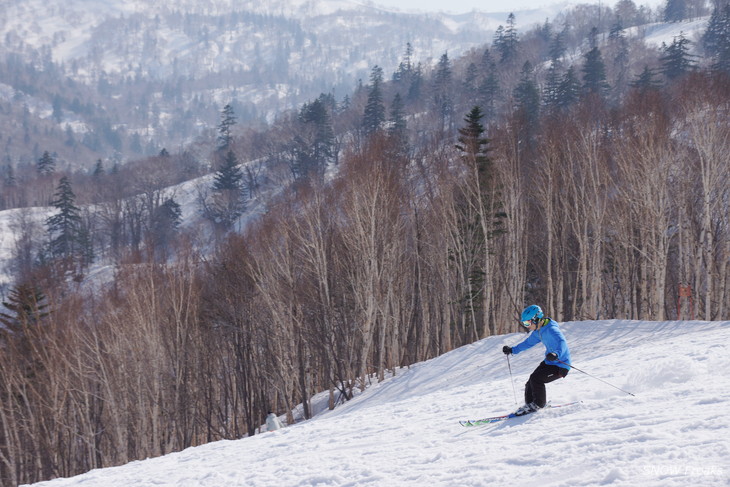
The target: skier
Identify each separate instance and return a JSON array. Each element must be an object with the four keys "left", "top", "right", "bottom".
[
  {"left": 265, "top": 411, "right": 284, "bottom": 432},
  {"left": 502, "top": 305, "right": 571, "bottom": 416}
]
